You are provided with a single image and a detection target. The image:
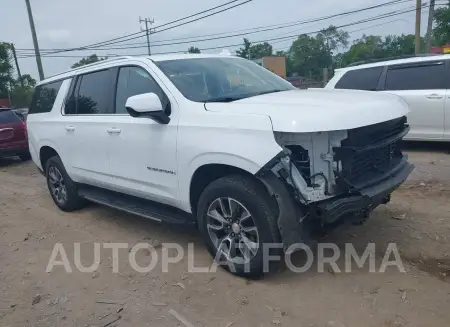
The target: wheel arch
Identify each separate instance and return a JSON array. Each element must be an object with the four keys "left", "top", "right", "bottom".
[
  {"left": 39, "top": 145, "right": 60, "bottom": 173},
  {"left": 188, "top": 162, "right": 268, "bottom": 217}
]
